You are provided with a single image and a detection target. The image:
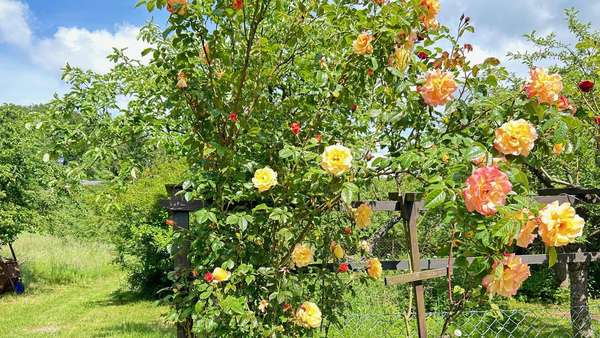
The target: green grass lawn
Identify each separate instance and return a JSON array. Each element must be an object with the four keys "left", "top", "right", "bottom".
[{"left": 0, "top": 234, "right": 173, "bottom": 338}]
